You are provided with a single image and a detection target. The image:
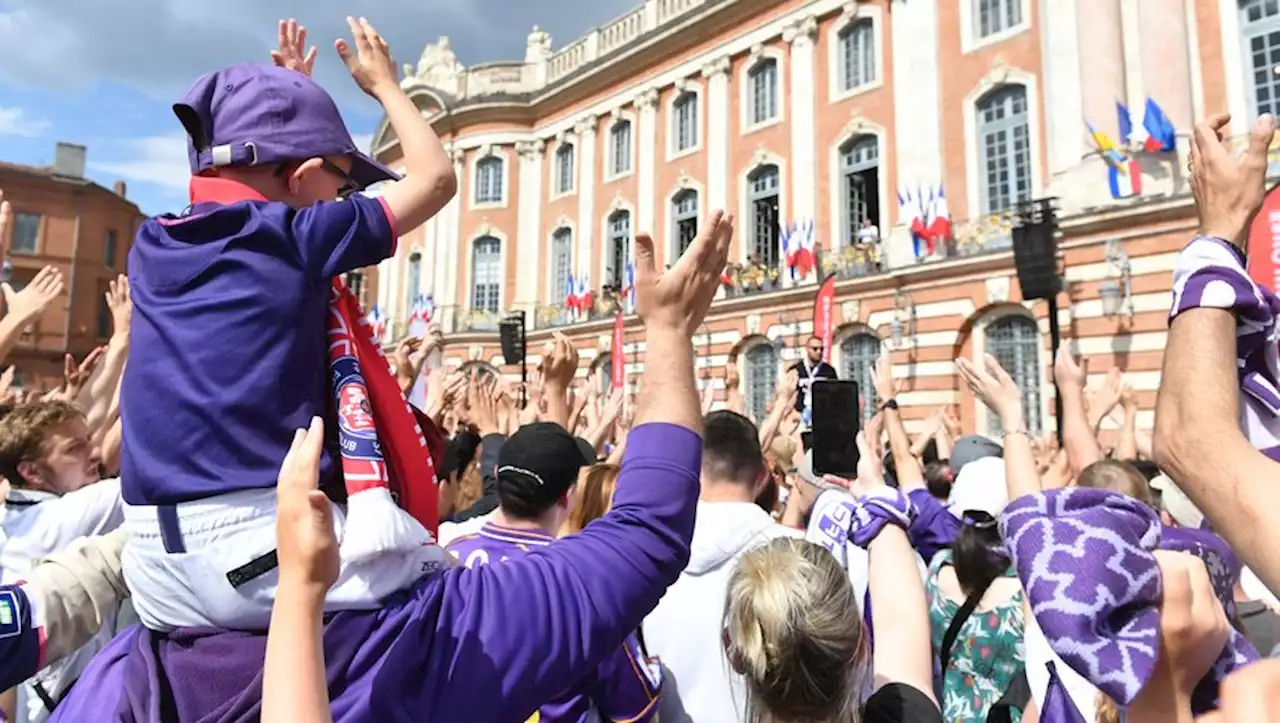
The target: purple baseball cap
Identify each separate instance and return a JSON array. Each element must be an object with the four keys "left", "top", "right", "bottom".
[{"left": 173, "top": 63, "right": 399, "bottom": 191}]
